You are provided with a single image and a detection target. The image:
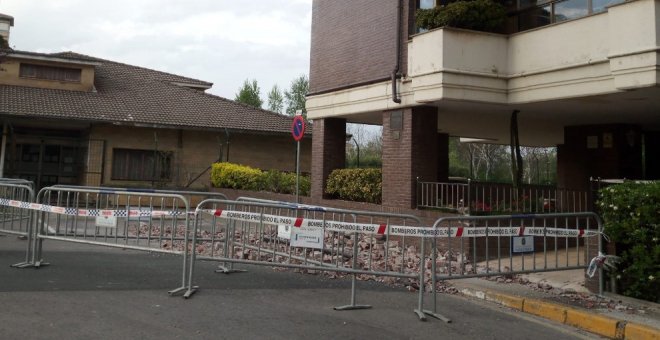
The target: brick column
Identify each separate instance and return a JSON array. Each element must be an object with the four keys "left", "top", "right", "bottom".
[
  {"left": 311, "top": 118, "right": 346, "bottom": 199},
  {"left": 437, "top": 133, "right": 449, "bottom": 182},
  {"left": 382, "top": 107, "right": 440, "bottom": 208}
]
